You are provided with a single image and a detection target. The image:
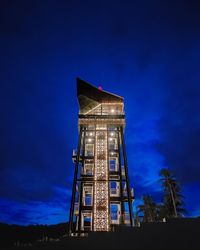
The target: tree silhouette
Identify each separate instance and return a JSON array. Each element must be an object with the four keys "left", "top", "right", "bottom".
[
  {"left": 137, "top": 195, "right": 159, "bottom": 222},
  {"left": 159, "top": 168, "right": 185, "bottom": 218}
]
